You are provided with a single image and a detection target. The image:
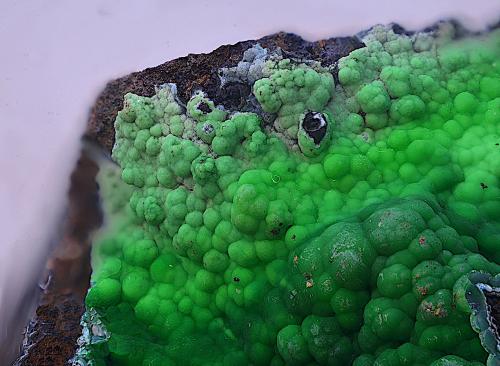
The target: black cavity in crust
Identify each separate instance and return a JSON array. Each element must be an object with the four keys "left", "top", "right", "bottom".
[
  {"left": 484, "top": 289, "right": 500, "bottom": 340},
  {"left": 302, "top": 112, "right": 328, "bottom": 144}
]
